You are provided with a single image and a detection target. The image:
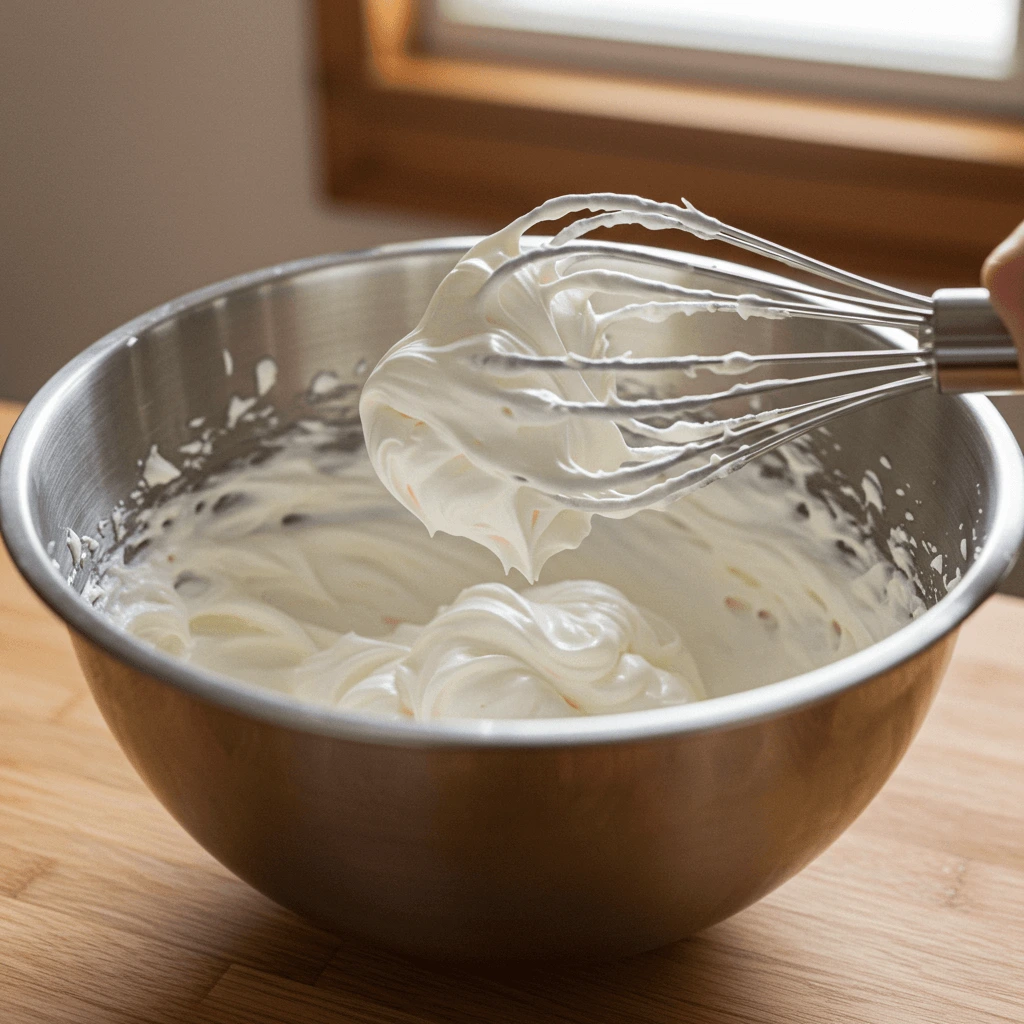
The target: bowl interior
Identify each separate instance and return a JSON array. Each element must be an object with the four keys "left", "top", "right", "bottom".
[{"left": 3, "top": 238, "right": 1021, "bottom": 739}]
